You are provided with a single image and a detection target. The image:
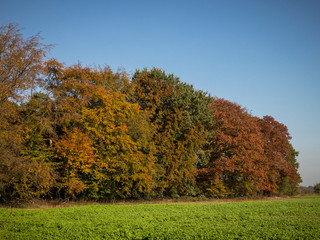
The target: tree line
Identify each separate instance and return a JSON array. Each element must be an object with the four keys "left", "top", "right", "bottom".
[{"left": 0, "top": 24, "right": 300, "bottom": 202}]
